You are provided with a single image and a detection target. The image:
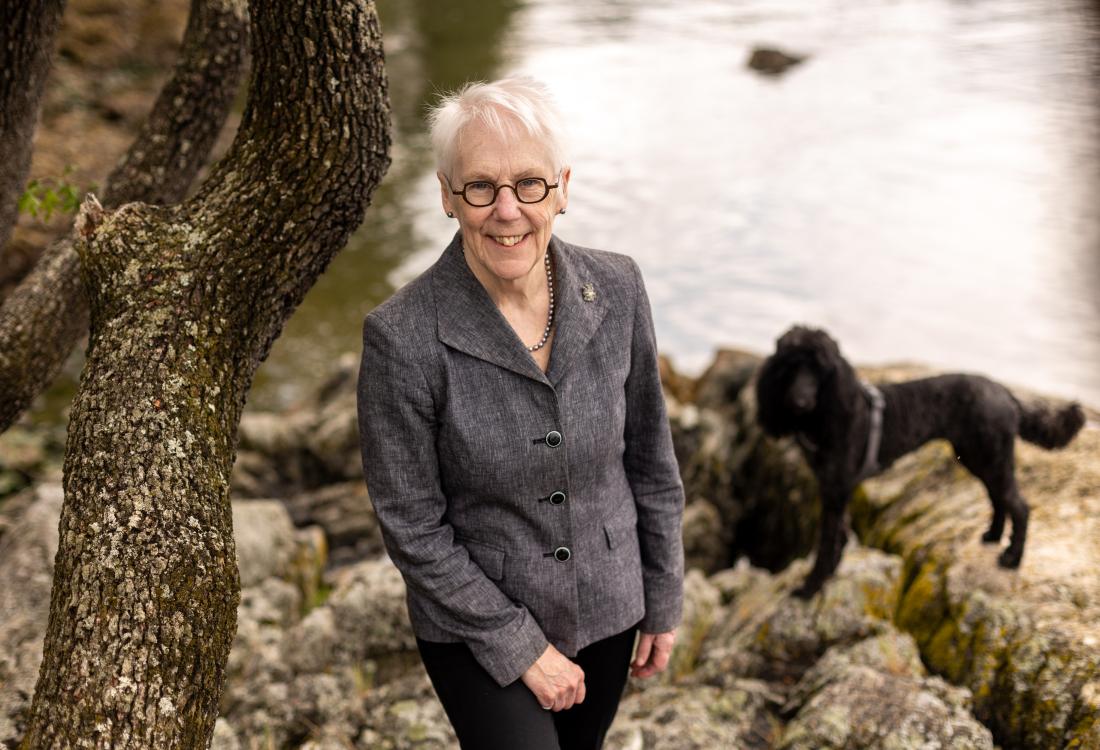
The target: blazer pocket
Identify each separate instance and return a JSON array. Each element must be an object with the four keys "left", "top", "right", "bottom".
[
  {"left": 457, "top": 536, "right": 505, "bottom": 581},
  {"left": 604, "top": 521, "right": 637, "bottom": 550}
]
